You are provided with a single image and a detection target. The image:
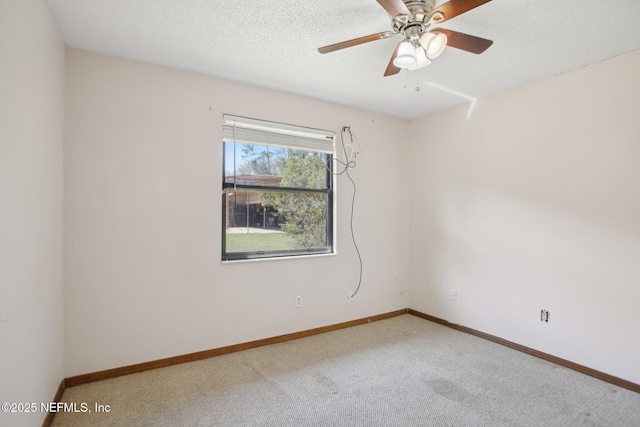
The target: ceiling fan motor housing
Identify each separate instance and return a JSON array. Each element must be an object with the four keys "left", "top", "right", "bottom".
[
  {"left": 405, "top": 0, "right": 436, "bottom": 23},
  {"left": 393, "top": 0, "right": 438, "bottom": 40}
]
